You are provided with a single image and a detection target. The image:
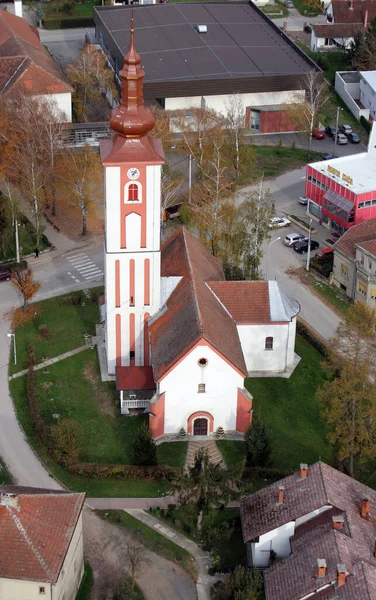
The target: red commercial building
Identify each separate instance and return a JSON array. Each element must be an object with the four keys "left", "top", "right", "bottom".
[{"left": 305, "top": 126, "right": 376, "bottom": 235}]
